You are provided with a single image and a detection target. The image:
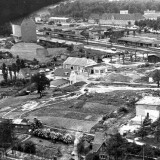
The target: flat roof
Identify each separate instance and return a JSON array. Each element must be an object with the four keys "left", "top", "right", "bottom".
[
  {"left": 118, "top": 36, "right": 157, "bottom": 44},
  {"left": 49, "top": 17, "right": 69, "bottom": 20},
  {"left": 84, "top": 45, "right": 117, "bottom": 54}
]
